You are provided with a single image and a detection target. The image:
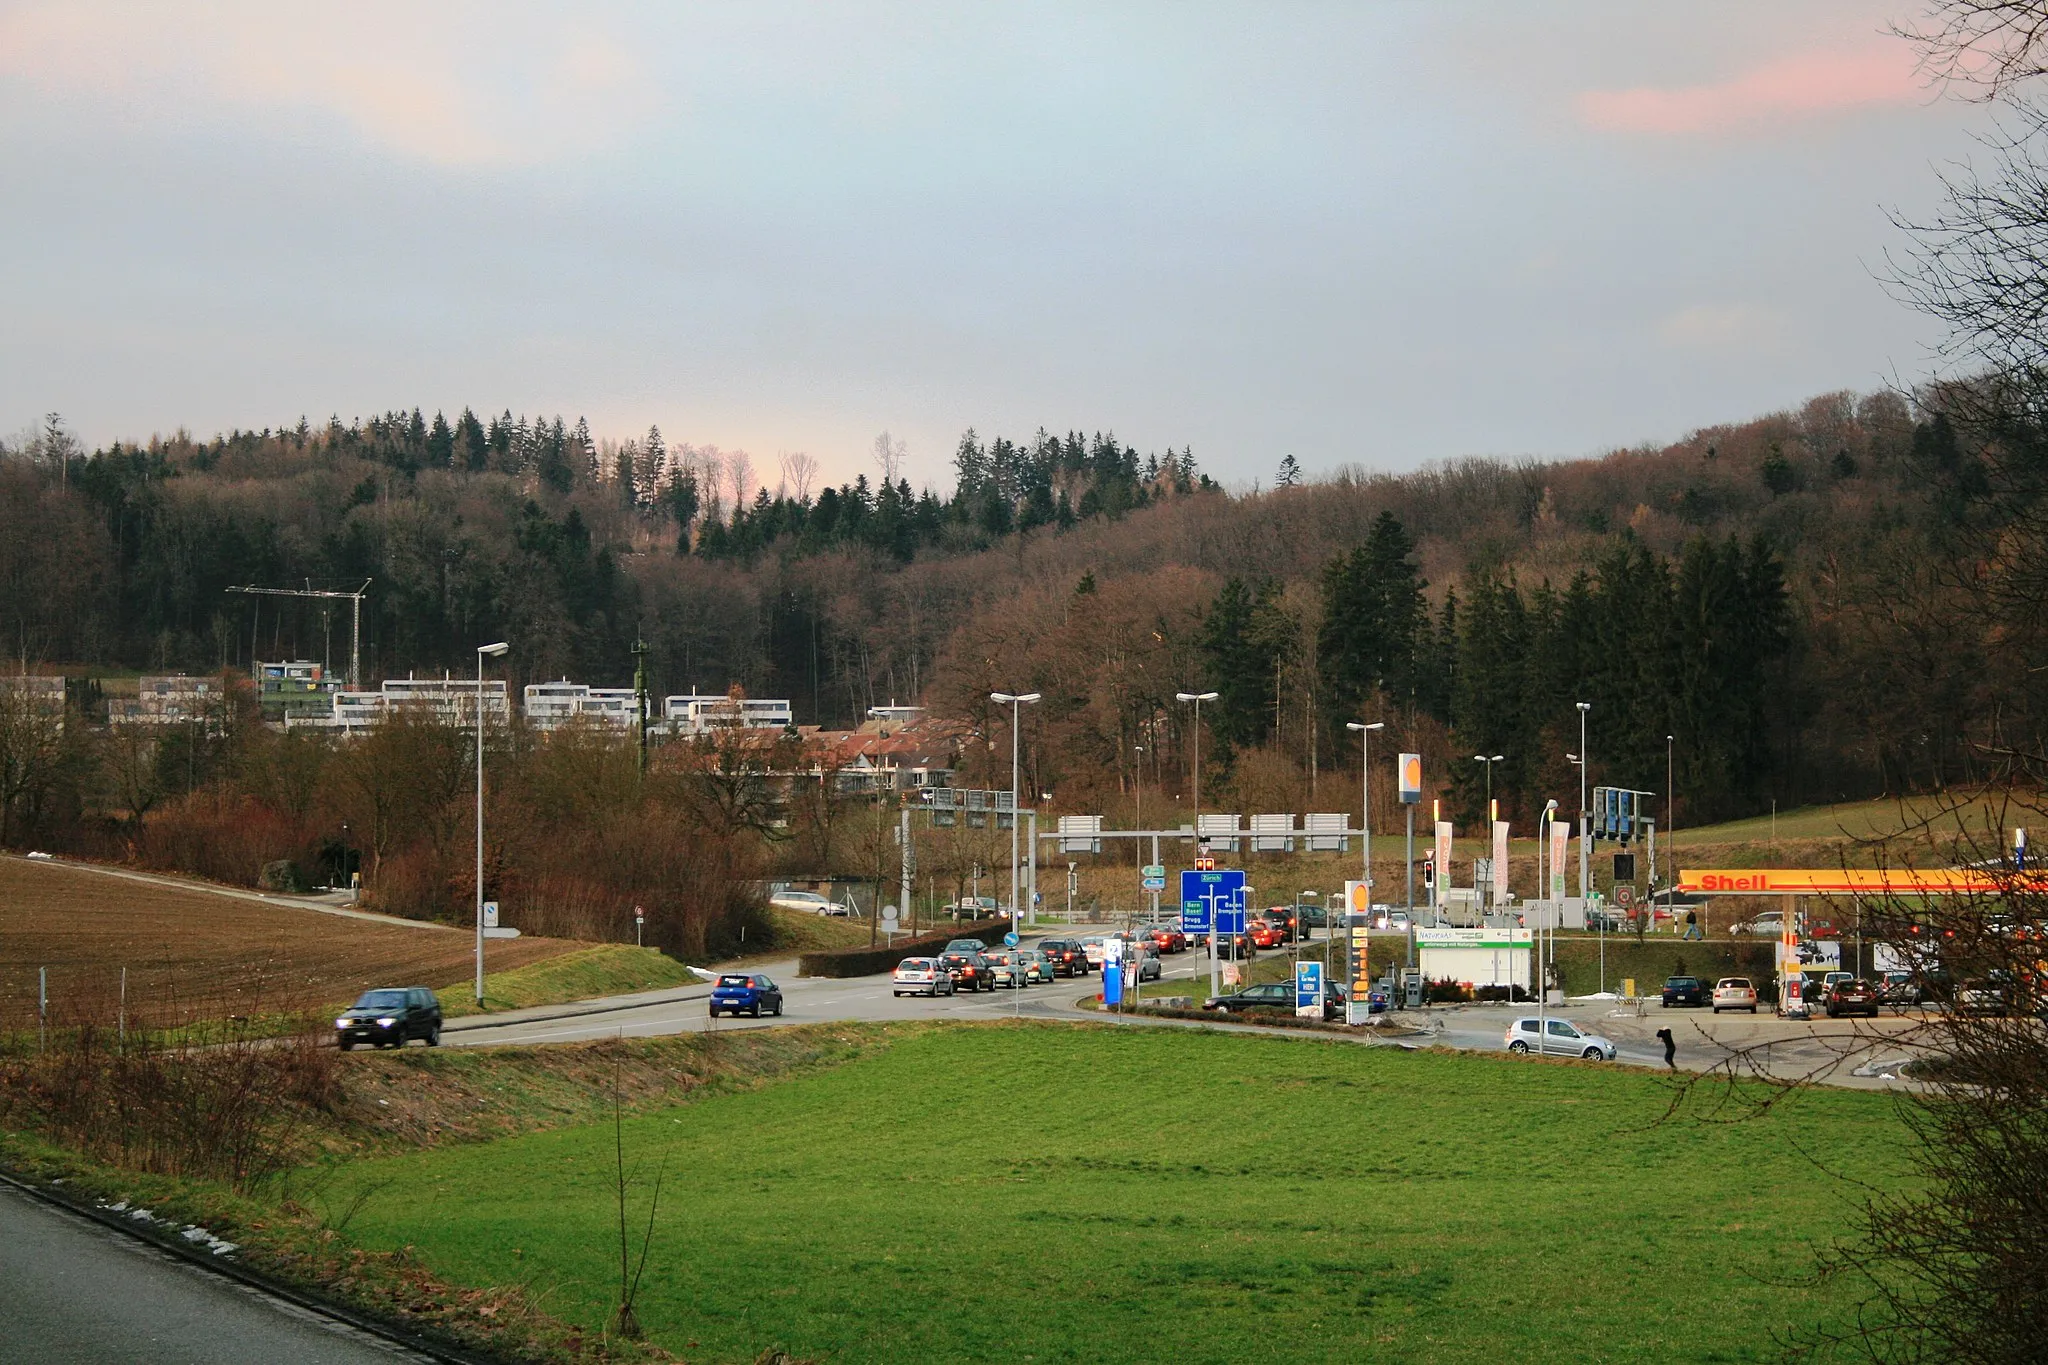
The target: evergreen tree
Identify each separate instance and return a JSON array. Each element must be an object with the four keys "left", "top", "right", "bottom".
[{"left": 1318, "top": 511, "right": 1430, "bottom": 724}]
